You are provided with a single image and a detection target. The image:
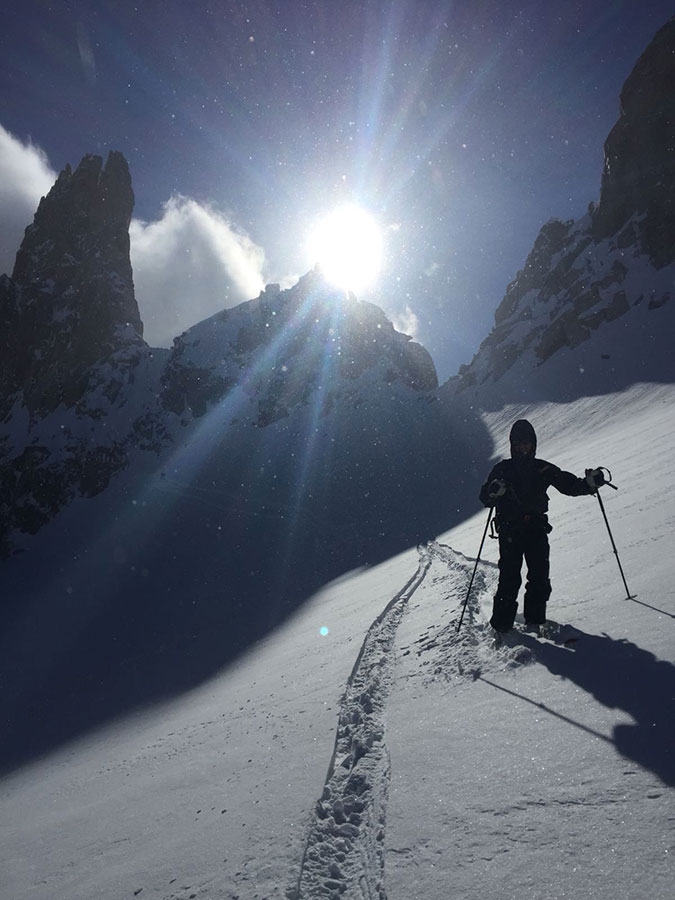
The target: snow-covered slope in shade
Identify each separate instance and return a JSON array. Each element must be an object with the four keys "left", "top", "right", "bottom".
[
  {"left": 2, "top": 381, "right": 673, "bottom": 900},
  {"left": 0, "top": 268, "right": 492, "bottom": 773}
]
